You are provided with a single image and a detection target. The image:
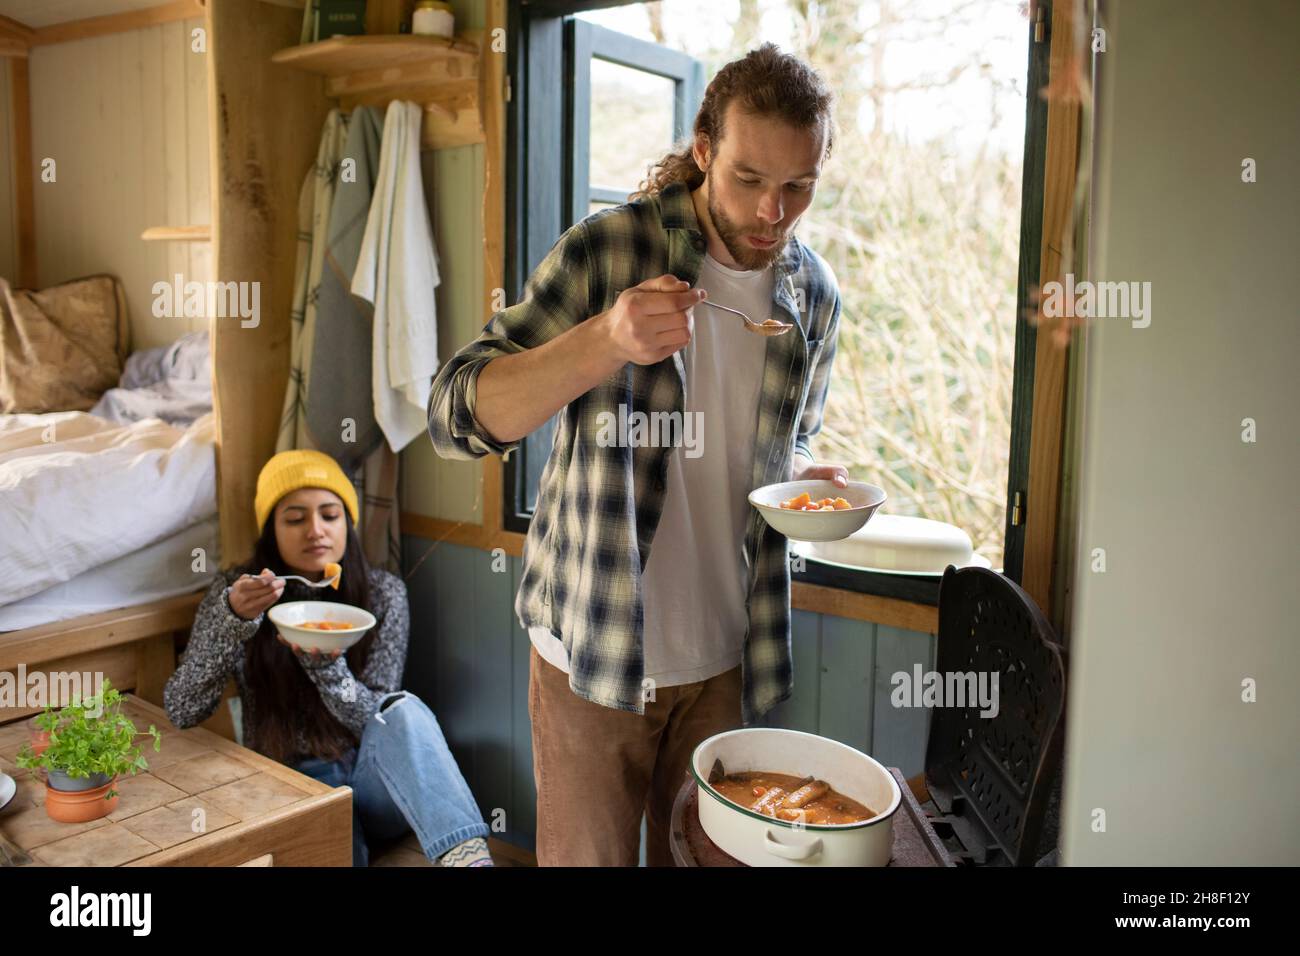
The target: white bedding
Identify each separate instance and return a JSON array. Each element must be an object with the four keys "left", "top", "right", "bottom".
[
  {"left": 0, "top": 410, "right": 217, "bottom": 606},
  {"left": 0, "top": 516, "right": 220, "bottom": 631}
]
